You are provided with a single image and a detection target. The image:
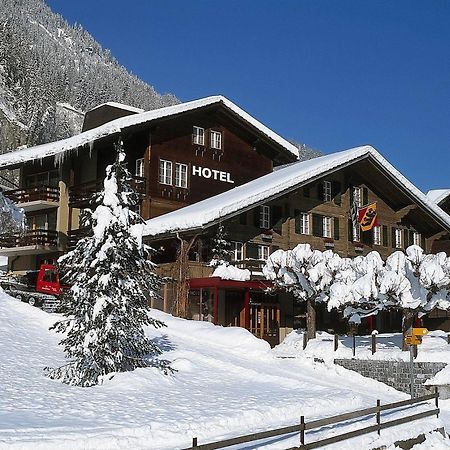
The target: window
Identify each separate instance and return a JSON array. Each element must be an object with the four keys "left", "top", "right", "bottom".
[
  {"left": 394, "top": 228, "right": 402, "bottom": 248},
  {"left": 373, "top": 225, "right": 381, "bottom": 245},
  {"left": 323, "top": 216, "right": 332, "bottom": 238},
  {"left": 299, "top": 212, "right": 310, "bottom": 235},
  {"left": 413, "top": 231, "right": 421, "bottom": 247},
  {"left": 352, "top": 223, "right": 361, "bottom": 242},
  {"left": 175, "top": 163, "right": 188, "bottom": 188},
  {"left": 353, "top": 186, "right": 362, "bottom": 207},
  {"left": 135, "top": 158, "right": 144, "bottom": 177},
  {"left": 193, "top": 126, "right": 205, "bottom": 145},
  {"left": 259, "top": 205, "right": 270, "bottom": 229},
  {"left": 210, "top": 130, "right": 222, "bottom": 150},
  {"left": 323, "top": 181, "right": 332, "bottom": 202},
  {"left": 231, "top": 241, "right": 243, "bottom": 261},
  {"left": 159, "top": 159, "right": 172, "bottom": 185},
  {"left": 258, "top": 244, "right": 270, "bottom": 261}
]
